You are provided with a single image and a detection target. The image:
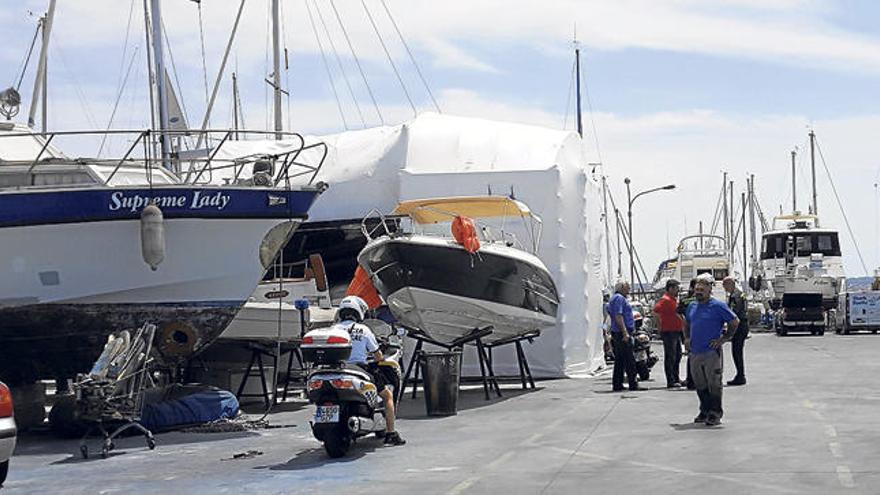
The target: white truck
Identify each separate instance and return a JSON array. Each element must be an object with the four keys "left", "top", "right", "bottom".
[{"left": 835, "top": 289, "right": 880, "bottom": 335}]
